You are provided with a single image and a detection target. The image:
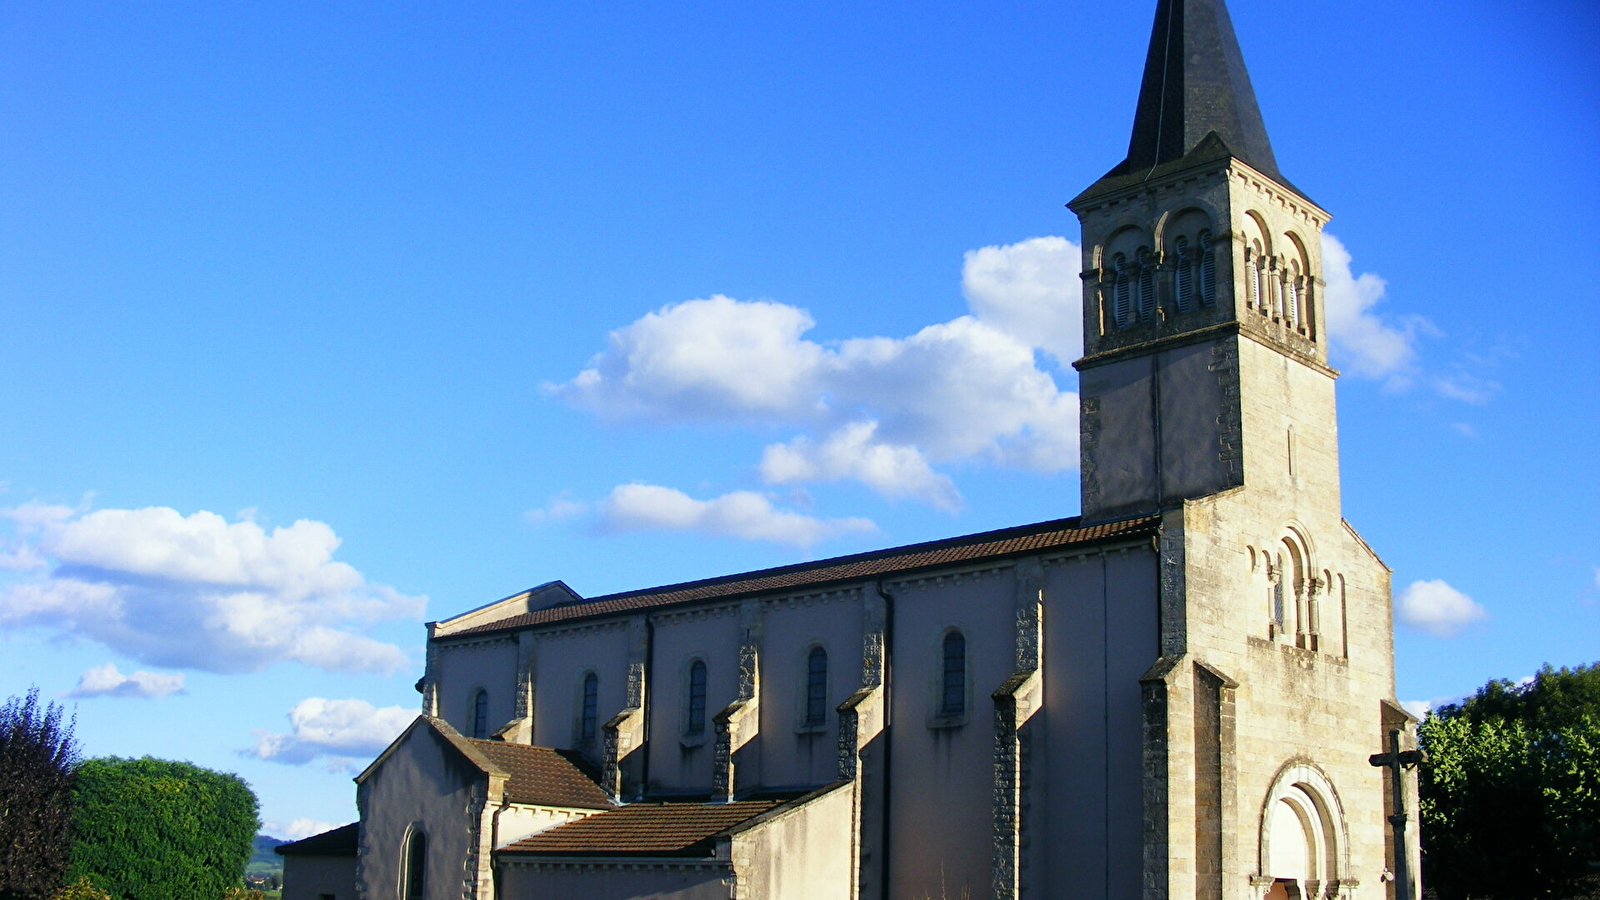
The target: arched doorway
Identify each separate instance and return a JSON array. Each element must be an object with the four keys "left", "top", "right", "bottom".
[{"left": 1258, "top": 762, "right": 1346, "bottom": 898}]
